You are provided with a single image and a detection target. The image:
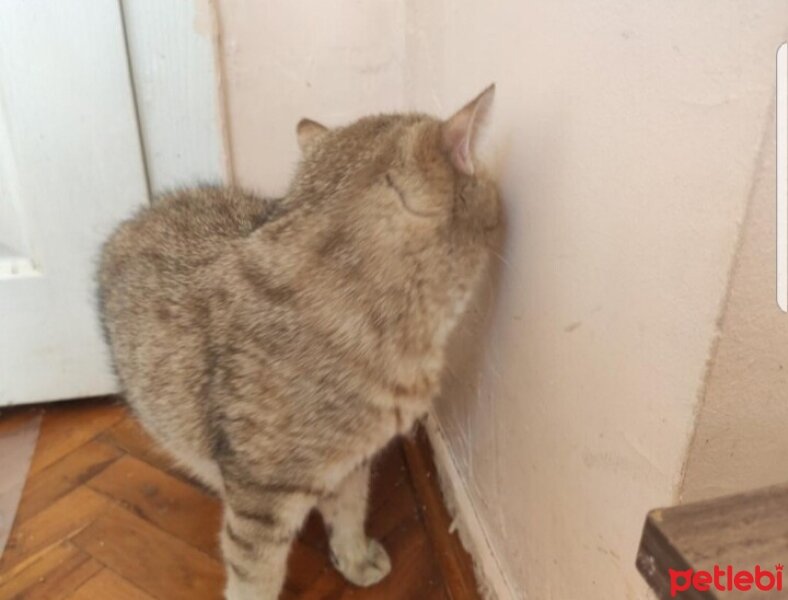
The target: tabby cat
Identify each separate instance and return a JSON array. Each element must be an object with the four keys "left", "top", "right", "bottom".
[{"left": 97, "top": 85, "right": 499, "bottom": 600}]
